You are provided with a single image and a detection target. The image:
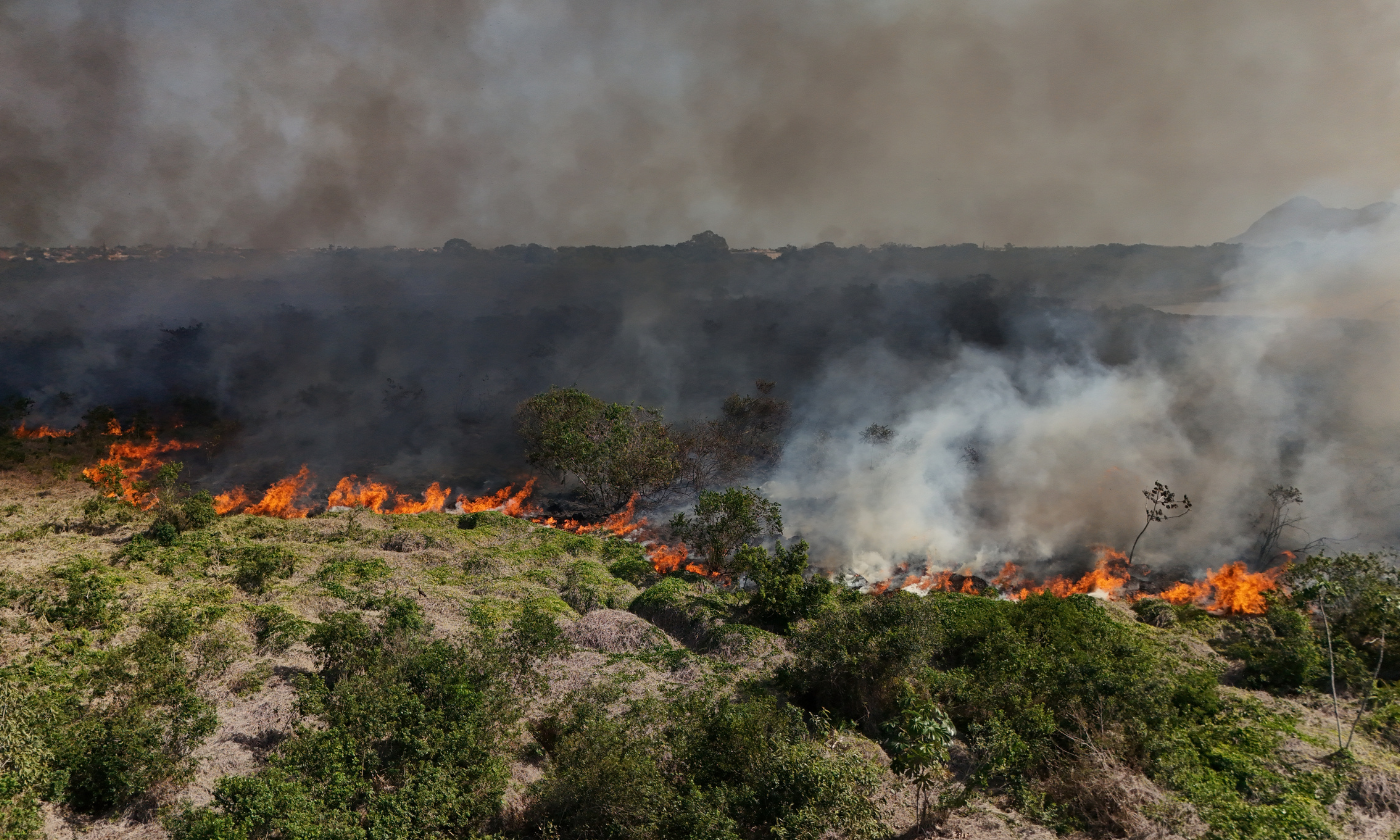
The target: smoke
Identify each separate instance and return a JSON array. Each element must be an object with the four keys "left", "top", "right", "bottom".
[
  {"left": 3, "top": 0, "right": 1400, "bottom": 248},
  {"left": 772, "top": 206, "right": 1400, "bottom": 577}
]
